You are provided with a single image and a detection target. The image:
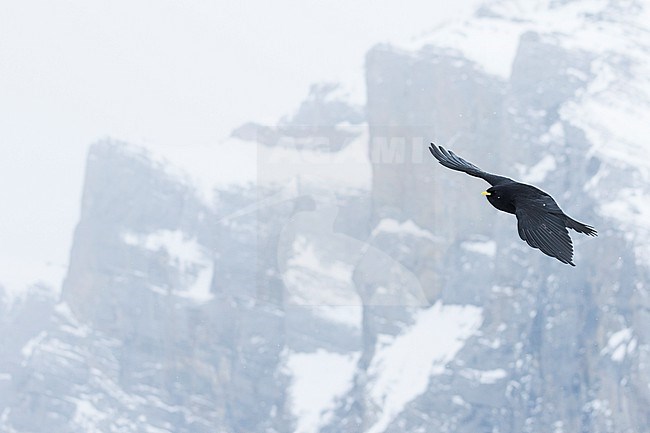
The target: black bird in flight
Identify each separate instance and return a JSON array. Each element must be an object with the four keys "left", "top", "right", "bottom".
[{"left": 429, "top": 144, "right": 597, "bottom": 266}]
